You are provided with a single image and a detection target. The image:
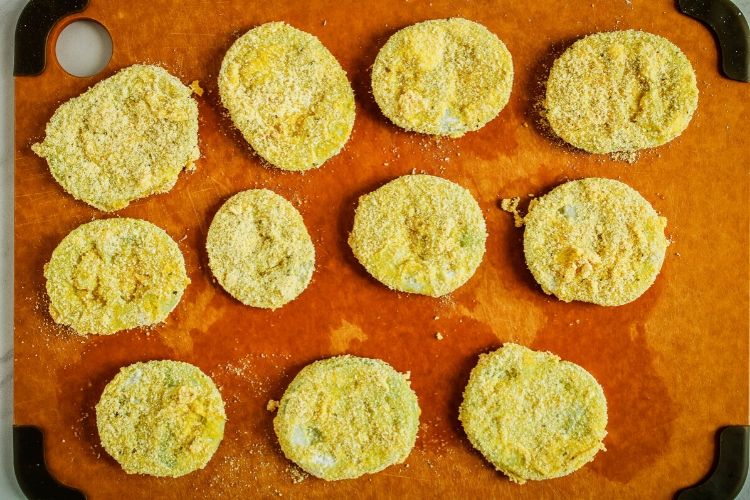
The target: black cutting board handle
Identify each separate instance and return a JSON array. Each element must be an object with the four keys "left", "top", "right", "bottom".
[
  {"left": 14, "top": 425, "right": 85, "bottom": 500},
  {"left": 677, "top": 425, "right": 750, "bottom": 500},
  {"left": 14, "top": 0, "right": 90, "bottom": 76},
  {"left": 678, "top": 0, "right": 750, "bottom": 82}
]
